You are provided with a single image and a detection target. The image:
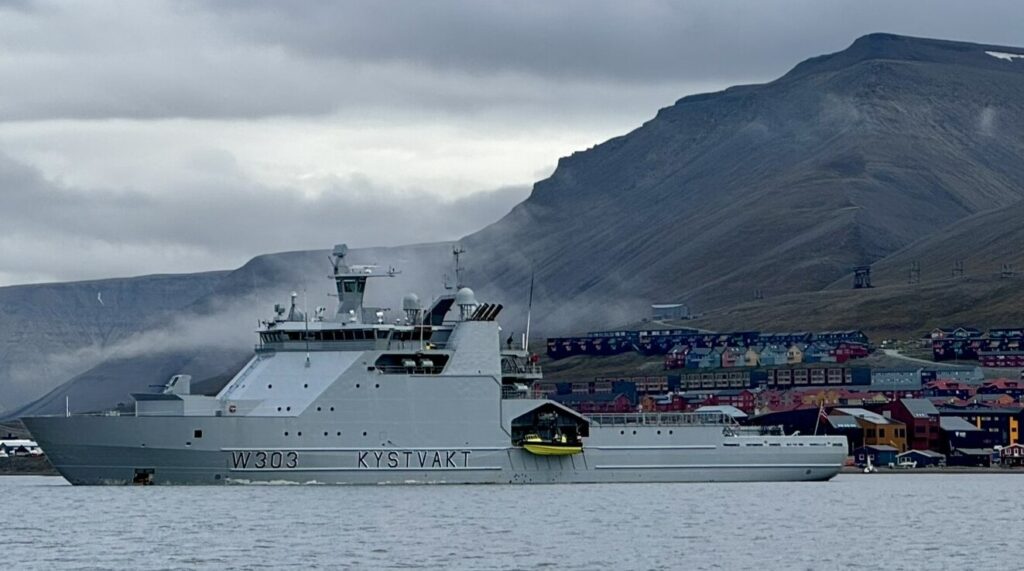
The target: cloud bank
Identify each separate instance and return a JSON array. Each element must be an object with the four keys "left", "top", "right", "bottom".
[{"left": 2, "top": 0, "right": 1024, "bottom": 283}]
